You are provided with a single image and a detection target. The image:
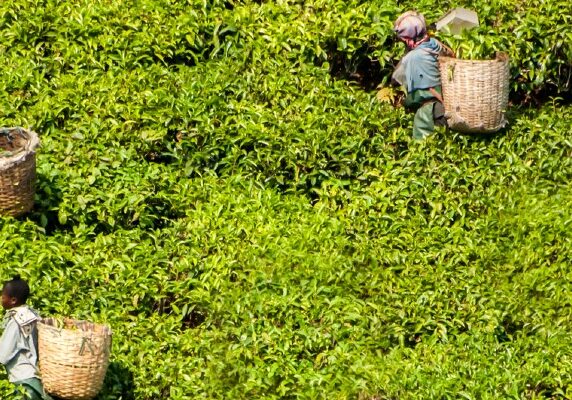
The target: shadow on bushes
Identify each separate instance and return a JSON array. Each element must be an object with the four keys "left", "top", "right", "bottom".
[
  {"left": 26, "top": 172, "right": 69, "bottom": 235},
  {"left": 324, "top": 40, "right": 391, "bottom": 91},
  {"left": 96, "top": 361, "right": 136, "bottom": 400},
  {"left": 25, "top": 172, "right": 184, "bottom": 235}
]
